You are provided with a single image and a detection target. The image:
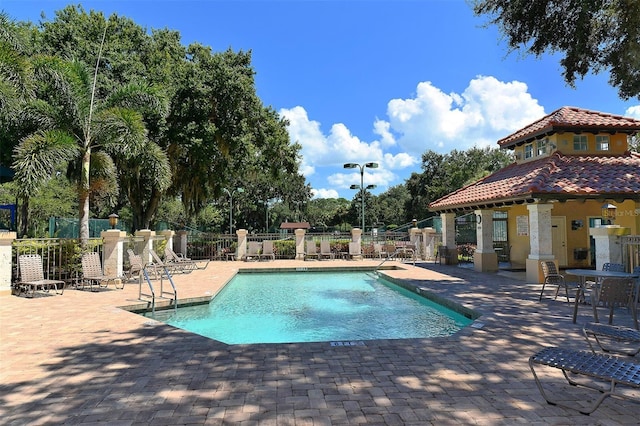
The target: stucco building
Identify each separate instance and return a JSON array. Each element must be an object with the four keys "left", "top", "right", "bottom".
[{"left": 429, "top": 106, "right": 640, "bottom": 282}]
